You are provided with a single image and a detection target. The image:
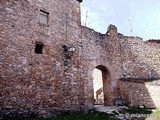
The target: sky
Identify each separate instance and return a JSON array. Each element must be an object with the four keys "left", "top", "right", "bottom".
[{"left": 80, "top": 0, "right": 160, "bottom": 40}]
